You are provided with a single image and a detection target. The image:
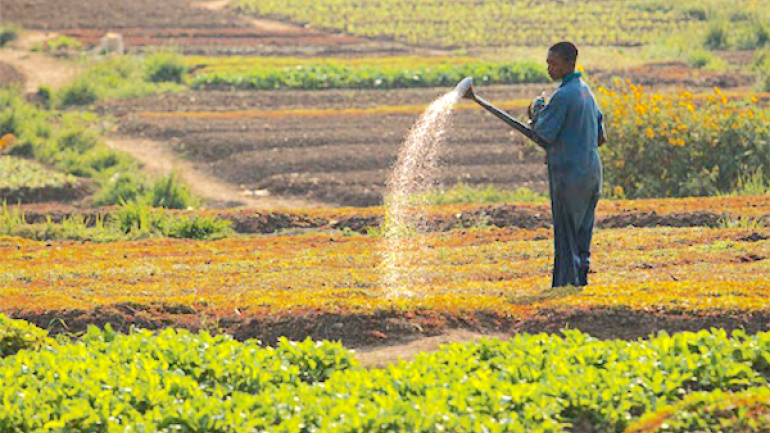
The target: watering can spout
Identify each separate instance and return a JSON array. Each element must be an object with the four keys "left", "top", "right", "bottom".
[{"left": 454, "top": 76, "right": 476, "bottom": 100}]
